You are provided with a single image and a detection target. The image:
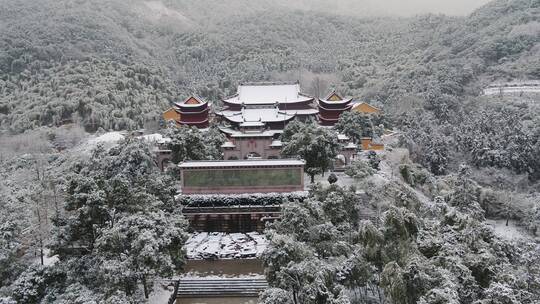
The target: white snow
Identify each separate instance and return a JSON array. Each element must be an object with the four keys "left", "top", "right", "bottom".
[
  {"left": 88, "top": 132, "right": 125, "bottom": 145},
  {"left": 31, "top": 249, "right": 59, "bottom": 266},
  {"left": 185, "top": 232, "right": 268, "bottom": 260},
  {"left": 306, "top": 172, "right": 355, "bottom": 189},
  {"left": 221, "top": 108, "right": 293, "bottom": 123},
  {"left": 139, "top": 133, "right": 171, "bottom": 144},
  {"left": 224, "top": 83, "right": 312, "bottom": 105},
  {"left": 338, "top": 134, "right": 350, "bottom": 141},
  {"left": 221, "top": 141, "right": 236, "bottom": 148},
  {"left": 486, "top": 219, "right": 529, "bottom": 241},
  {"left": 270, "top": 140, "right": 283, "bottom": 147},
  {"left": 76, "top": 131, "right": 125, "bottom": 153},
  {"left": 148, "top": 281, "right": 175, "bottom": 304}
]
